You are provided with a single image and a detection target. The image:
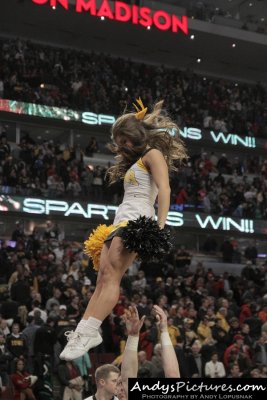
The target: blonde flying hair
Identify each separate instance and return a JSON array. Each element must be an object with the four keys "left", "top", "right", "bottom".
[{"left": 107, "top": 100, "right": 187, "bottom": 184}]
